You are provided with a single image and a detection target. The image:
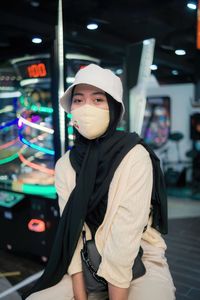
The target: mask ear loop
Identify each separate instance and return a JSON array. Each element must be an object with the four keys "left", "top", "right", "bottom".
[{"left": 102, "top": 94, "right": 122, "bottom": 138}]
